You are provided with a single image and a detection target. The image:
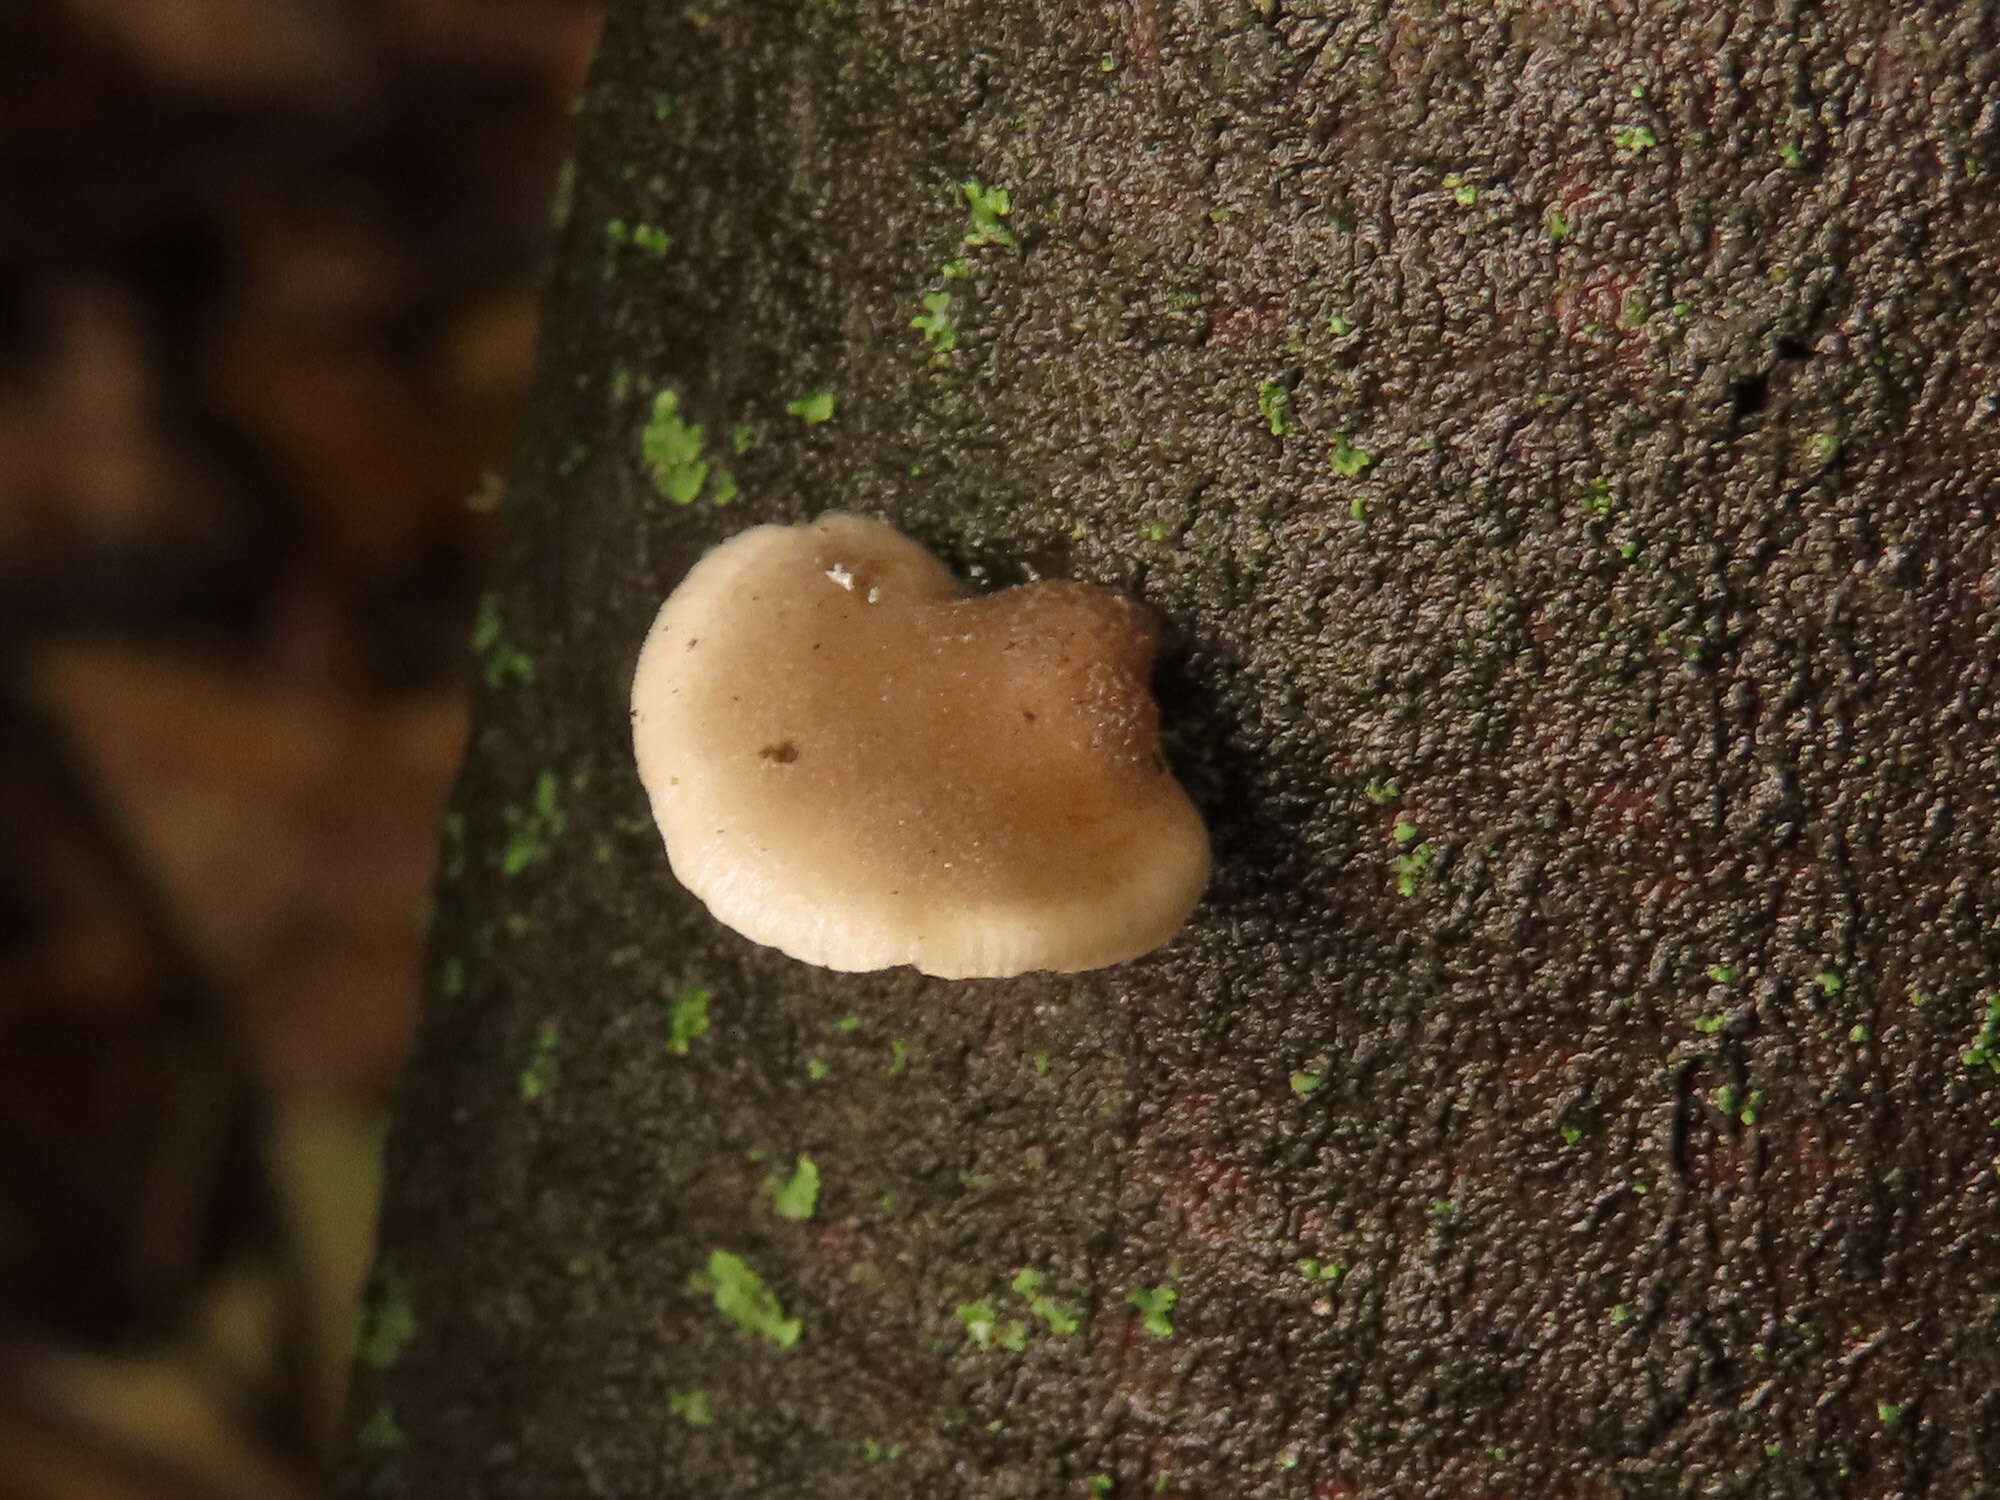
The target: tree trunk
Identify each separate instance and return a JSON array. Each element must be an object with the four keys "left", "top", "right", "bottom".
[{"left": 337, "top": 3, "right": 2000, "bottom": 1497}]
